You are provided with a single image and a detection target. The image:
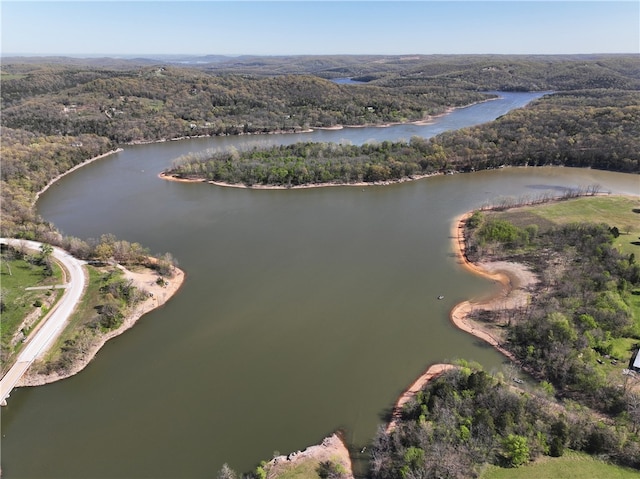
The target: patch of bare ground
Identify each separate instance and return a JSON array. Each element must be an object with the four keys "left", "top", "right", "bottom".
[{"left": 263, "top": 433, "right": 354, "bottom": 479}]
